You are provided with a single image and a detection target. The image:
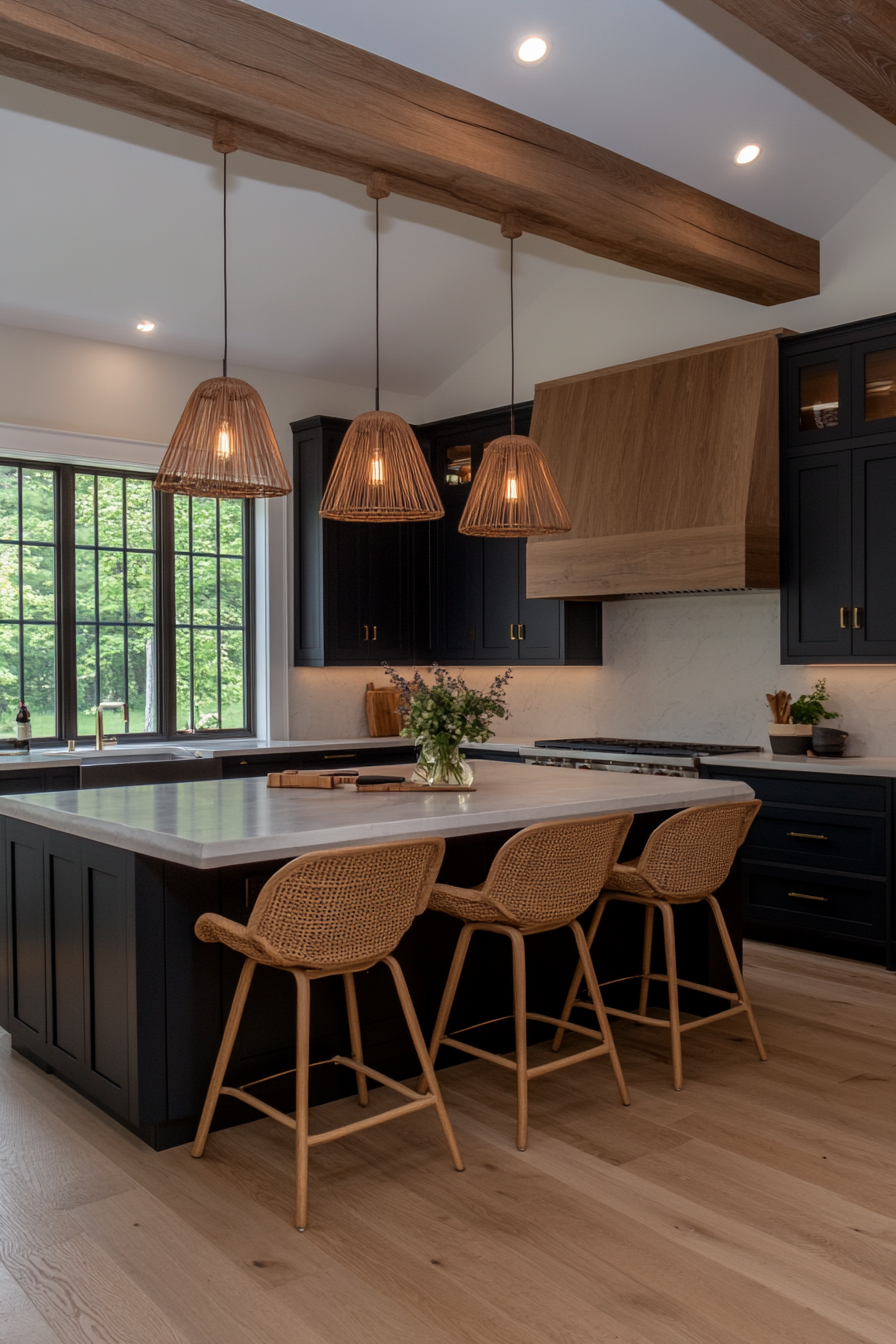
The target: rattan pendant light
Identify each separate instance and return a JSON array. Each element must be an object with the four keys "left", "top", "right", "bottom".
[
  {"left": 459, "top": 218, "right": 570, "bottom": 537},
  {"left": 155, "top": 126, "right": 291, "bottom": 499},
  {"left": 319, "top": 175, "right": 443, "bottom": 523}
]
